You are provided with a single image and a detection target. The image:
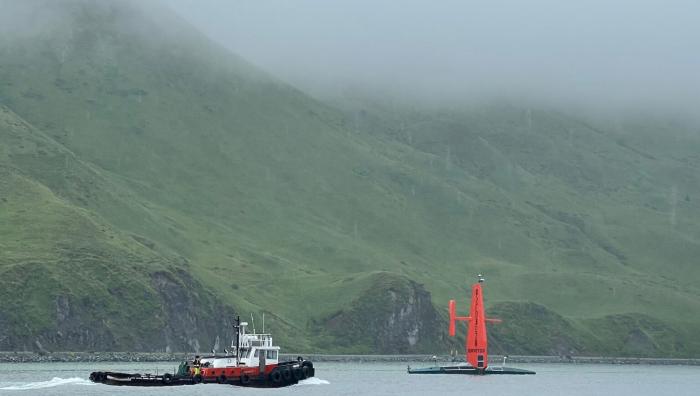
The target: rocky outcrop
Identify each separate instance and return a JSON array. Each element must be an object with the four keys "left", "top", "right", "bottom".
[
  {"left": 487, "top": 302, "right": 586, "bottom": 356},
  {"left": 0, "top": 266, "right": 235, "bottom": 353},
  {"left": 318, "top": 272, "right": 447, "bottom": 354},
  {"left": 36, "top": 294, "right": 119, "bottom": 352},
  {"left": 149, "top": 269, "right": 236, "bottom": 353},
  {"left": 583, "top": 313, "right": 687, "bottom": 357}
]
